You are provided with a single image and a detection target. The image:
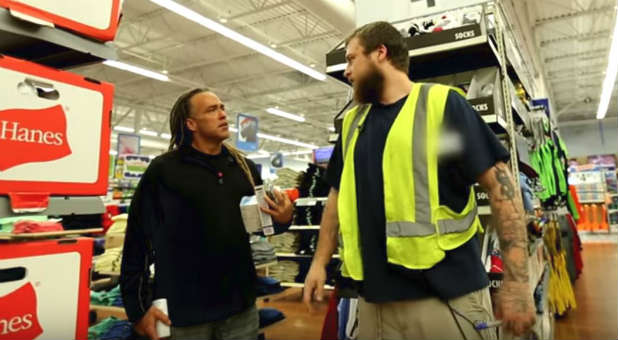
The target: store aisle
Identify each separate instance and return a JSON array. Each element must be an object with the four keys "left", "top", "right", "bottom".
[{"left": 555, "top": 243, "right": 618, "bottom": 340}]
